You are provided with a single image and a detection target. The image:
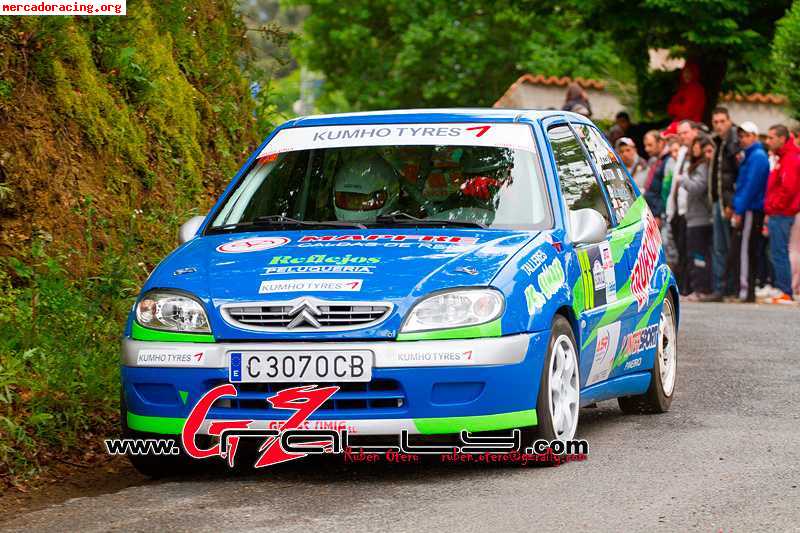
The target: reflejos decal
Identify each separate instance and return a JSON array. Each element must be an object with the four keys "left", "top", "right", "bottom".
[
  {"left": 264, "top": 254, "right": 381, "bottom": 275},
  {"left": 258, "top": 123, "right": 536, "bottom": 158}
]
